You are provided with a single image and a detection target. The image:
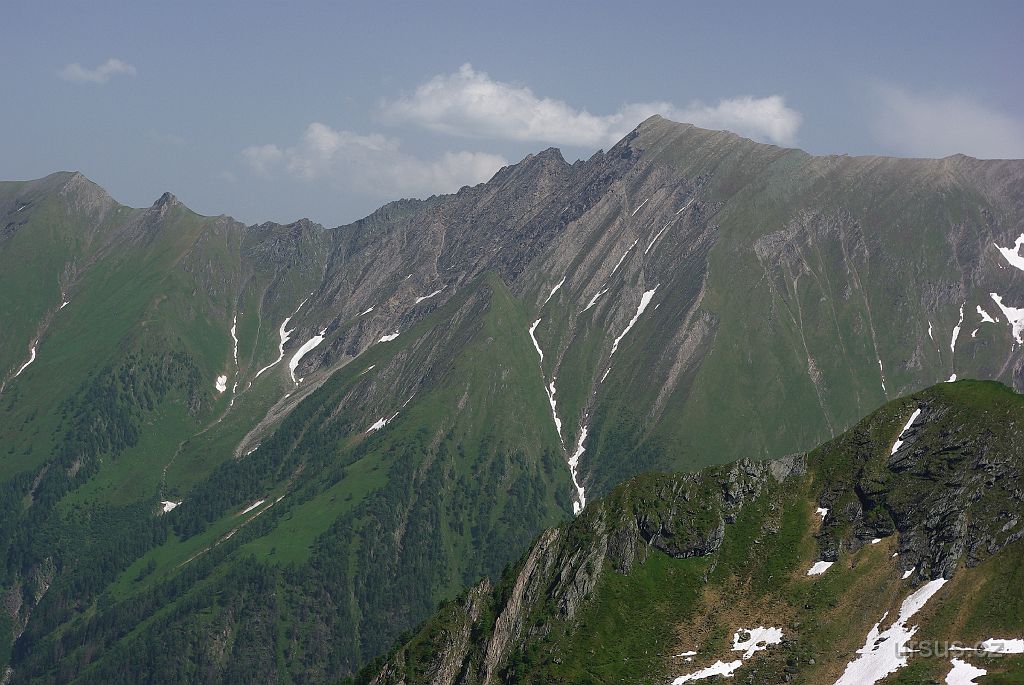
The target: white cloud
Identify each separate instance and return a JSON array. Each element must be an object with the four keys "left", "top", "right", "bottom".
[
  {"left": 242, "top": 122, "right": 507, "bottom": 199},
  {"left": 381, "top": 63, "right": 802, "bottom": 147},
  {"left": 872, "top": 84, "right": 1024, "bottom": 159},
  {"left": 58, "top": 58, "right": 137, "bottom": 85}
]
